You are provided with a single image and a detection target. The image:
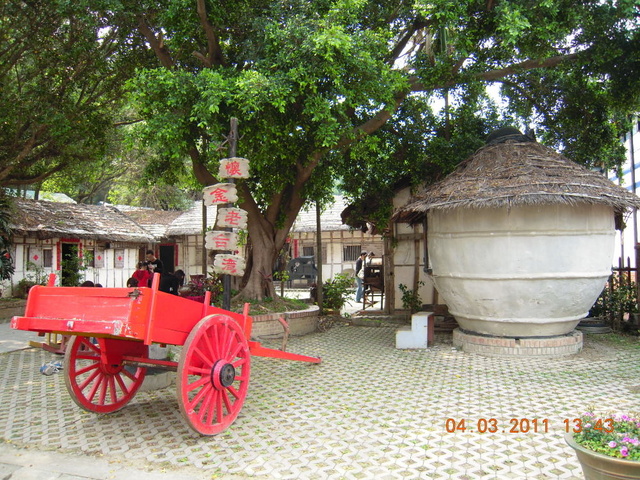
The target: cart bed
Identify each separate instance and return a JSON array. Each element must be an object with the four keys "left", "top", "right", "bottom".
[{"left": 11, "top": 283, "right": 245, "bottom": 346}]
